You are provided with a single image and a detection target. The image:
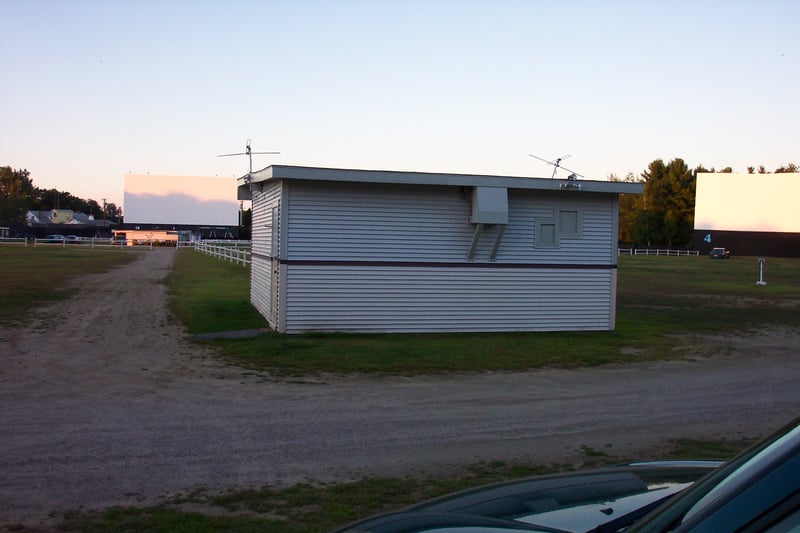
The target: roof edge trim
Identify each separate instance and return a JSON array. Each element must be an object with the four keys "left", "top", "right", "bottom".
[{"left": 245, "top": 165, "right": 643, "bottom": 194}]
